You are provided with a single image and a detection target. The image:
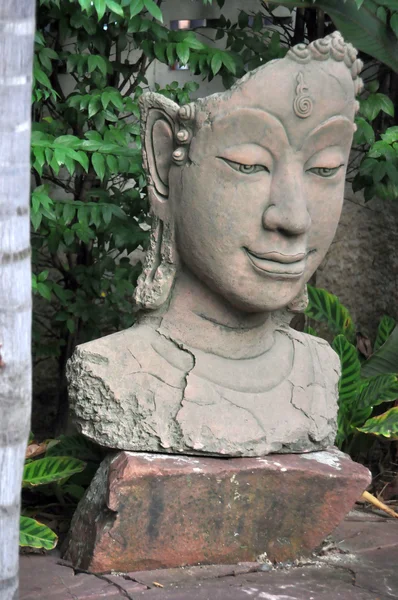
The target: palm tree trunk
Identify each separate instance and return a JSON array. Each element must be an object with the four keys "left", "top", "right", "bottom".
[{"left": 0, "top": 1, "right": 35, "bottom": 598}]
